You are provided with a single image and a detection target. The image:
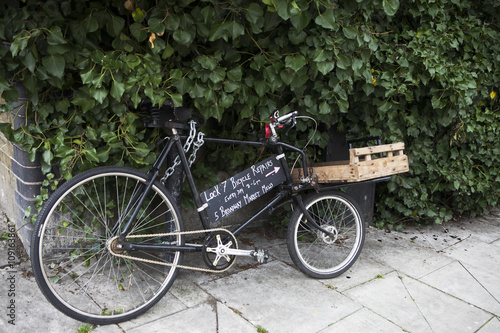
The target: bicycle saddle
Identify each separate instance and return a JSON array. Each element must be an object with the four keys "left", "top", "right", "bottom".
[{"left": 140, "top": 99, "right": 206, "bottom": 129}]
